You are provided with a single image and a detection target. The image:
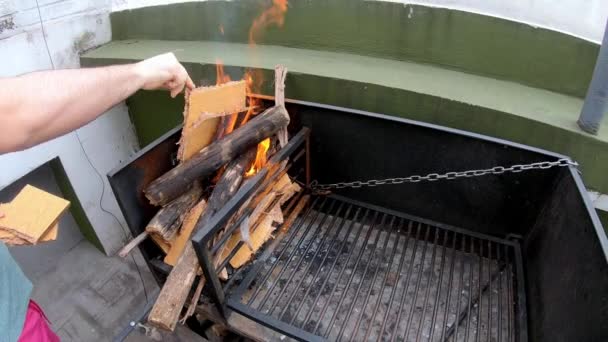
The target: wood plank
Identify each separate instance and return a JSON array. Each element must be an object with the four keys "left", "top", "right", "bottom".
[
  {"left": 281, "top": 195, "right": 310, "bottom": 233},
  {"left": 274, "top": 174, "right": 301, "bottom": 206},
  {"left": 229, "top": 202, "right": 283, "bottom": 269},
  {"left": 217, "top": 192, "right": 277, "bottom": 277},
  {"left": 146, "top": 182, "right": 202, "bottom": 241},
  {"left": 178, "top": 81, "right": 247, "bottom": 162},
  {"left": 0, "top": 185, "right": 70, "bottom": 243},
  {"left": 118, "top": 184, "right": 202, "bottom": 258},
  {"left": 148, "top": 149, "right": 256, "bottom": 331},
  {"left": 217, "top": 175, "right": 300, "bottom": 274},
  {"left": 150, "top": 233, "right": 172, "bottom": 254},
  {"left": 164, "top": 199, "right": 207, "bottom": 266},
  {"left": 118, "top": 231, "right": 149, "bottom": 258}
]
